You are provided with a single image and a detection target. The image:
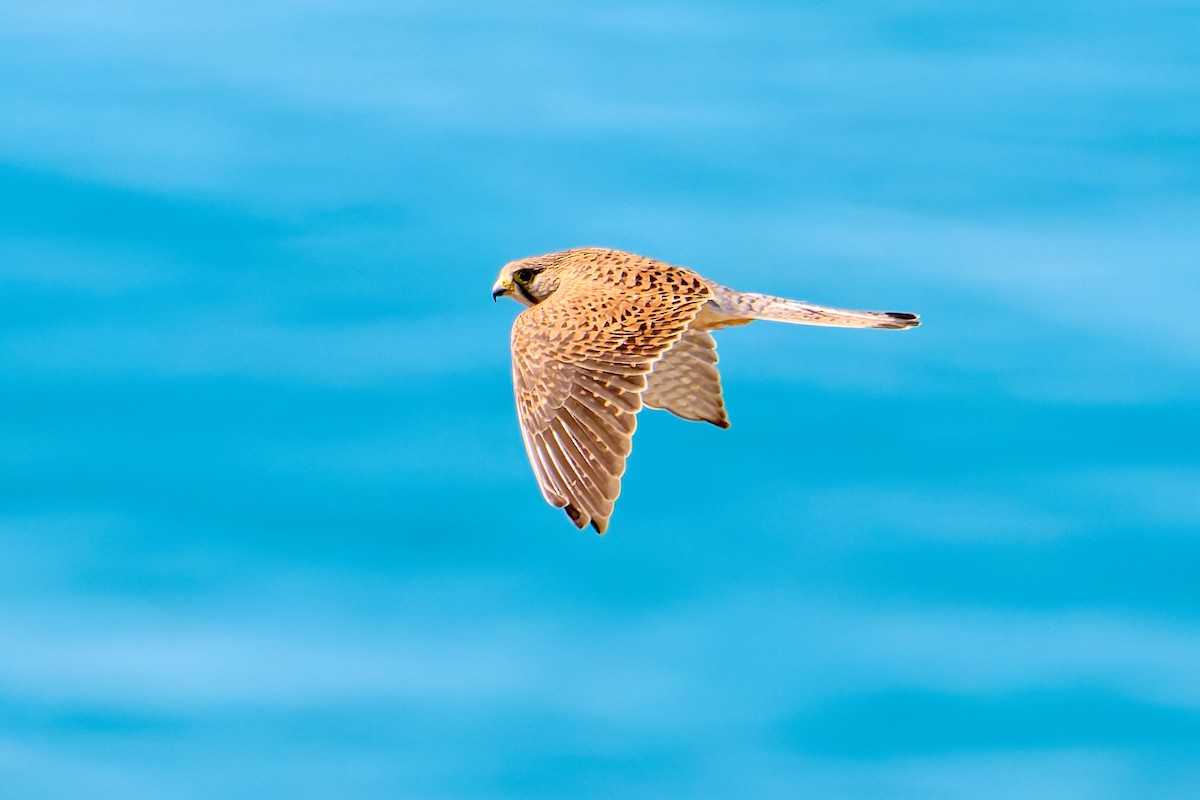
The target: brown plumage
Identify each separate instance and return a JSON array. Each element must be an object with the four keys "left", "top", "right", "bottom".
[{"left": 492, "top": 248, "right": 919, "bottom": 533}]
